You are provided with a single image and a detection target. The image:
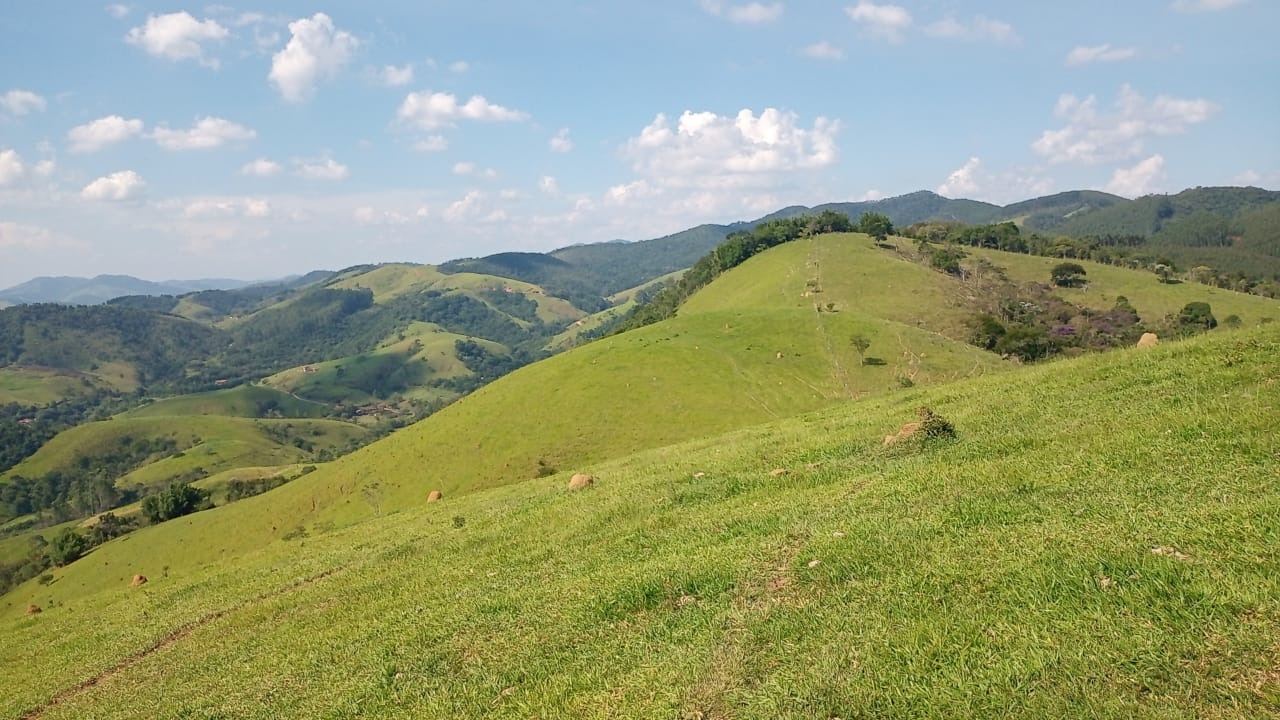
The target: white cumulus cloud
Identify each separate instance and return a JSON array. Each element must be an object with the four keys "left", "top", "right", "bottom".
[
  {"left": 448, "top": 61, "right": 469, "bottom": 73},
  {"left": 413, "top": 135, "right": 449, "bottom": 152},
  {"left": 380, "top": 64, "right": 414, "bottom": 86},
  {"left": 937, "top": 157, "right": 982, "bottom": 197},
  {"left": 269, "top": 13, "right": 358, "bottom": 102},
  {"left": 1066, "top": 44, "right": 1138, "bottom": 66},
  {"left": 81, "top": 170, "right": 146, "bottom": 201},
  {"left": 702, "top": 1, "right": 785, "bottom": 23},
  {"left": 1033, "top": 84, "right": 1217, "bottom": 164},
  {"left": 624, "top": 108, "right": 839, "bottom": 183},
  {"left": 397, "top": 91, "right": 529, "bottom": 130},
  {"left": 294, "top": 156, "right": 349, "bottom": 180},
  {"left": 240, "top": 158, "right": 282, "bottom": 177},
  {"left": 0, "top": 222, "right": 63, "bottom": 249},
  {"left": 846, "top": 1, "right": 912, "bottom": 43},
  {"left": 801, "top": 41, "right": 845, "bottom": 60},
  {"left": 453, "top": 161, "right": 476, "bottom": 175},
  {"left": 1106, "top": 154, "right": 1165, "bottom": 197},
  {"left": 1171, "top": 0, "right": 1247, "bottom": 11},
  {"left": 67, "top": 115, "right": 145, "bottom": 153},
  {"left": 0, "top": 149, "right": 24, "bottom": 185},
  {"left": 924, "top": 16, "right": 1019, "bottom": 45},
  {"left": 183, "top": 197, "right": 272, "bottom": 218},
  {"left": 125, "top": 11, "right": 228, "bottom": 68},
  {"left": 935, "top": 157, "right": 1053, "bottom": 203},
  {"left": 1, "top": 89, "right": 46, "bottom": 116},
  {"left": 539, "top": 176, "right": 559, "bottom": 194},
  {"left": 152, "top": 117, "right": 255, "bottom": 150},
  {"left": 549, "top": 128, "right": 574, "bottom": 153}
]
